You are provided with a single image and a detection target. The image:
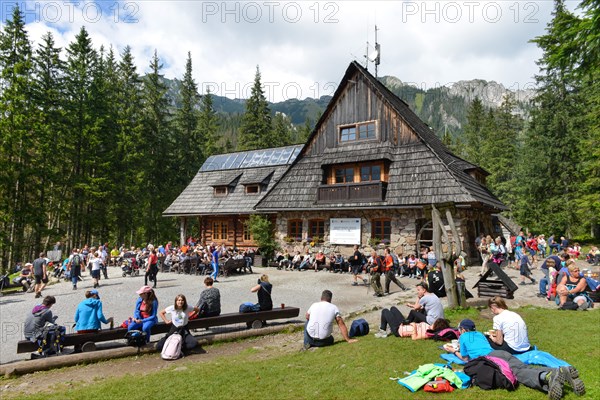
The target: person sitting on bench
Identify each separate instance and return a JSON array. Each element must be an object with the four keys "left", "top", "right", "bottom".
[
  {"left": 74, "top": 289, "right": 113, "bottom": 333},
  {"left": 192, "top": 277, "right": 221, "bottom": 318},
  {"left": 251, "top": 274, "right": 273, "bottom": 311},
  {"left": 156, "top": 294, "right": 198, "bottom": 352},
  {"left": 128, "top": 286, "right": 159, "bottom": 343}
]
